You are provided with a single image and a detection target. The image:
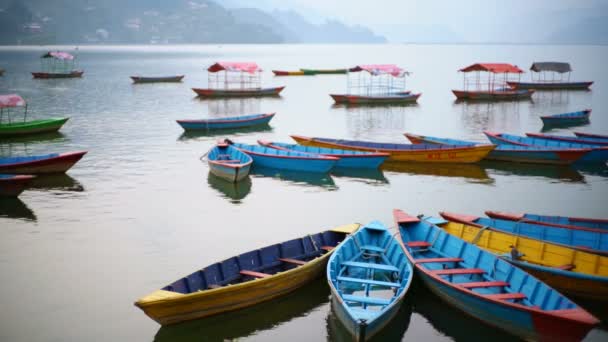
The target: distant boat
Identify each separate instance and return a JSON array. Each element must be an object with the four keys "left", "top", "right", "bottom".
[
  {"left": 507, "top": 62, "right": 593, "bottom": 90},
  {"left": 258, "top": 140, "right": 388, "bottom": 169},
  {"left": 32, "top": 70, "right": 84, "bottom": 79},
  {"left": 300, "top": 68, "right": 348, "bottom": 75},
  {"left": 204, "top": 142, "right": 252, "bottom": 183},
  {"left": 272, "top": 70, "right": 307, "bottom": 76},
  {"left": 330, "top": 93, "right": 421, "bottom": 105},
  {"left": 195, "top": 62, "right": 285, "bottom": 98},
  {"left": 330, "top": 91, "right": 411, "bottom": 104},
  {"left": 574, "top": 132, "right": 608, "bottom": 140},
  {"left": 452, "top": 63, "right": 534, "bottom": 101},
  {"left": 130, "top": 75, "right": 184, "bottom": 83},
  {"left": 540, "top": 110, "right": 591, "bottom": 127},
  {"left": 0, "top": 151, "right": 87, "bottom": 174},
  {"left": 327, "top": 221, "right": 413, "bottom": 341},
  {"left": 134, "top": 223, "right": 360, "bottom": 325},
  {"left": 176, "top": 113, "right": 275, "bottom": 131},
  {"left": 404, "top": 133, "right": 591, "bottom": 165},
  {"left": 485, "top": 211, "right": 608, "bottom": 231},
  {"left": 291, "top": 135, "right": 495, "bottom": 163},
  {"left": 0, "top": 174, "right": 35, "bottom": 197},
  {"left": 192, "top": 86, "right": 284, "bottom": 98},
  {"left": 32, "top": 51, "right": 84, "bottom": 79},
  {"left": 526, "top": 132, "right": 608, "bottom": 146},
  {"left": 452, "top": 89, "right": 533, "bottom": 101}
]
